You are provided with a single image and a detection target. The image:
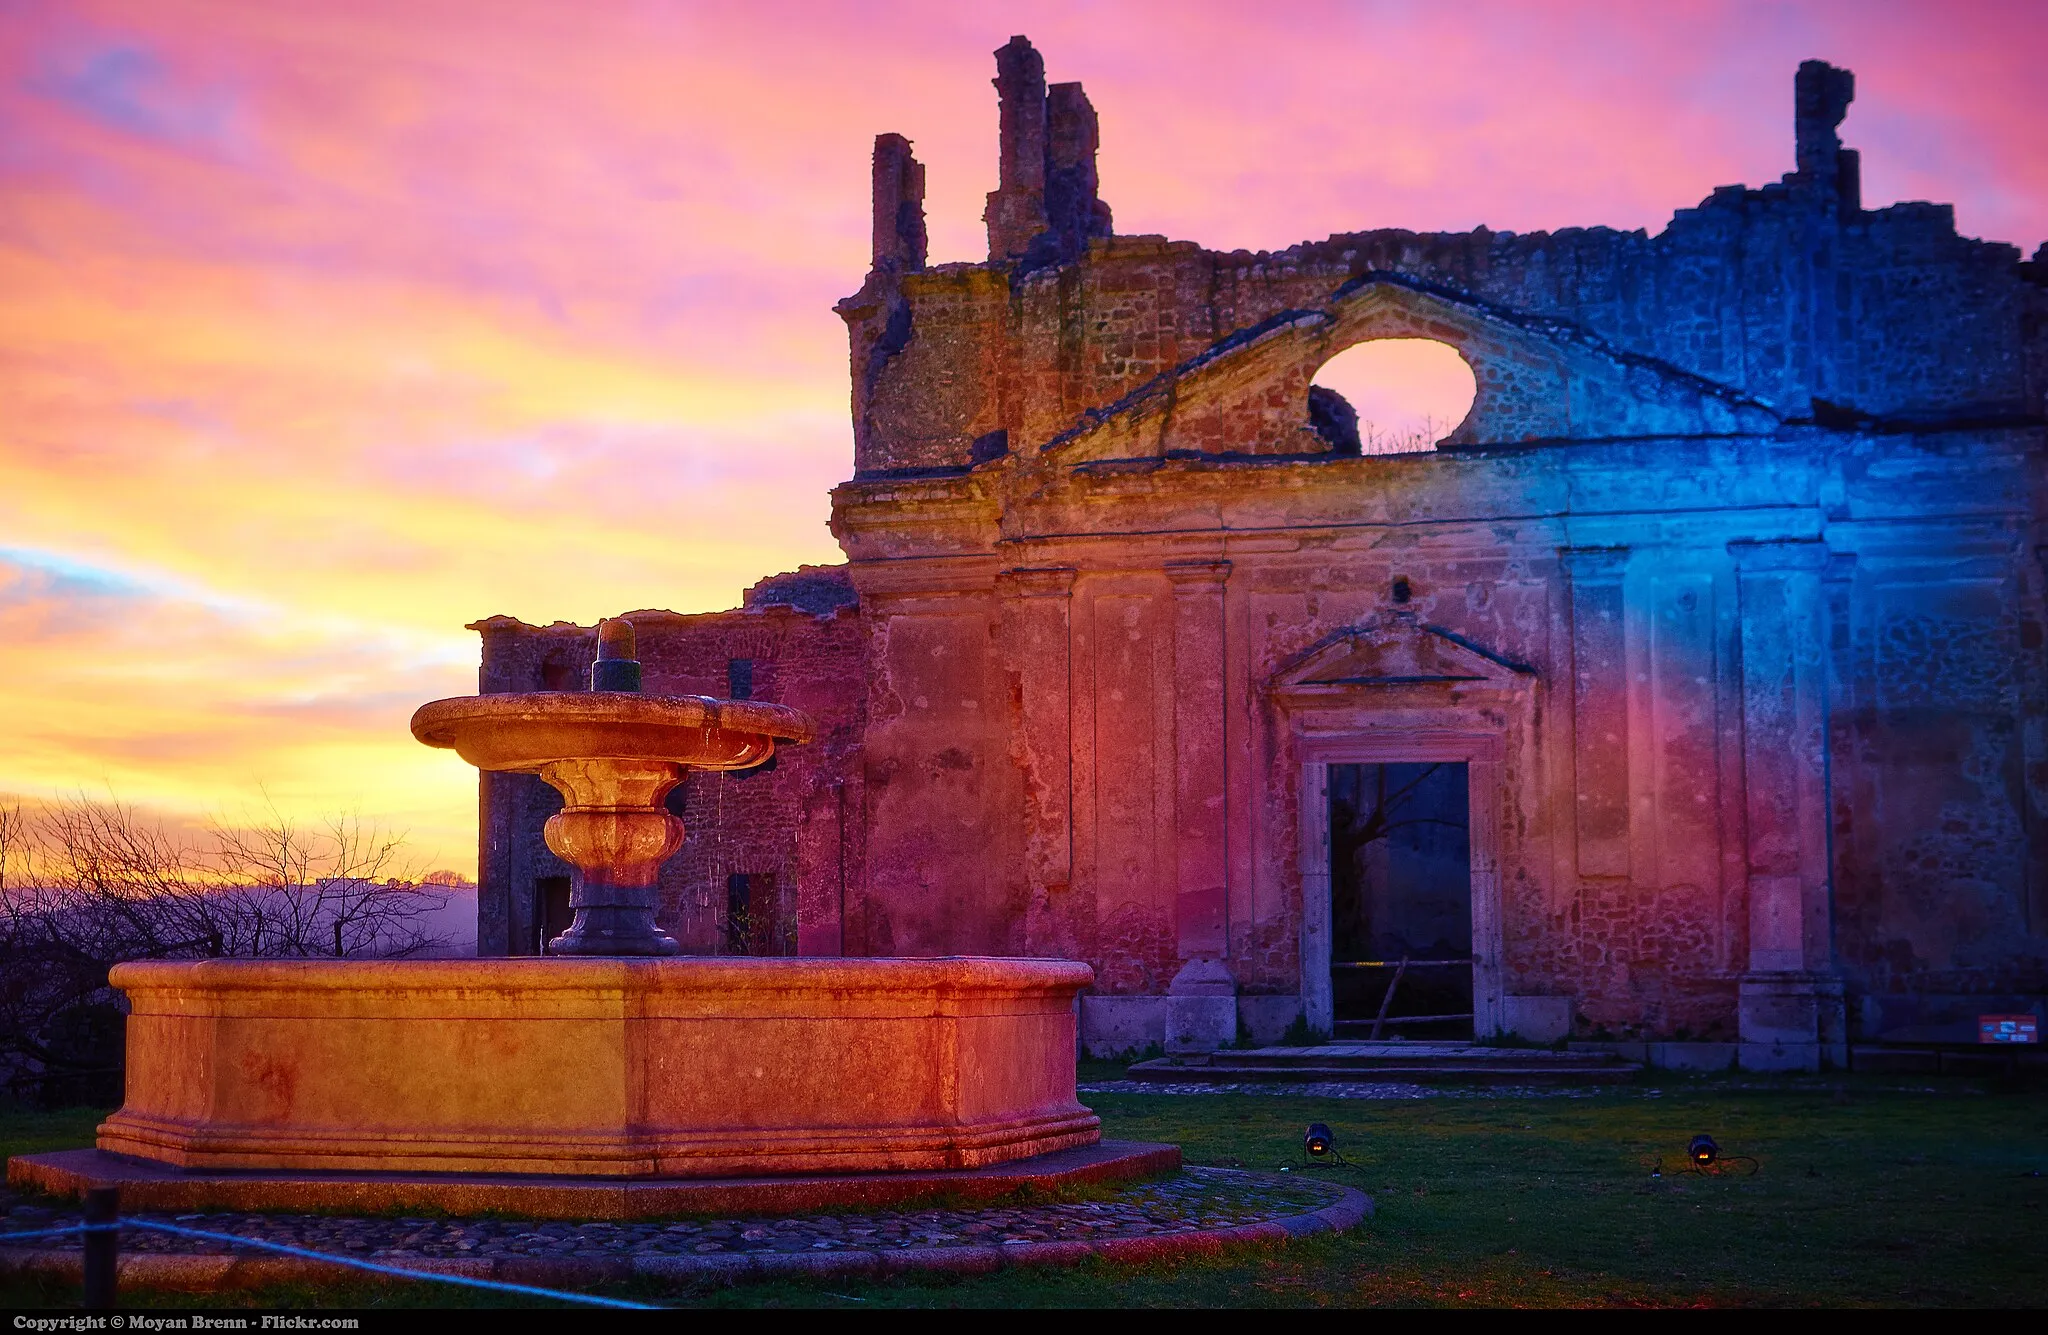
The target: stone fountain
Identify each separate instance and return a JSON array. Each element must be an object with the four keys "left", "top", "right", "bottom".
[
  {"left": 410, "top": 617, "right": 807, "bottom": 957},
  {"left": 40, "top": 619, "right": 1129, "bottom": 1209}
]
